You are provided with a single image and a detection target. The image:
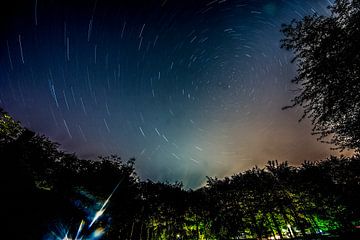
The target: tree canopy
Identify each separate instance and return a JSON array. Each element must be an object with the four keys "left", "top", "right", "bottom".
[
  {"left": 1, "top": 108, "right": 360, "bottom": 239},
  {"left": 281, "top": 0, "right": 360, "bottom": 152},
  {"left": 2, "top": 1, "right": 360, "bottom": 234}
]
